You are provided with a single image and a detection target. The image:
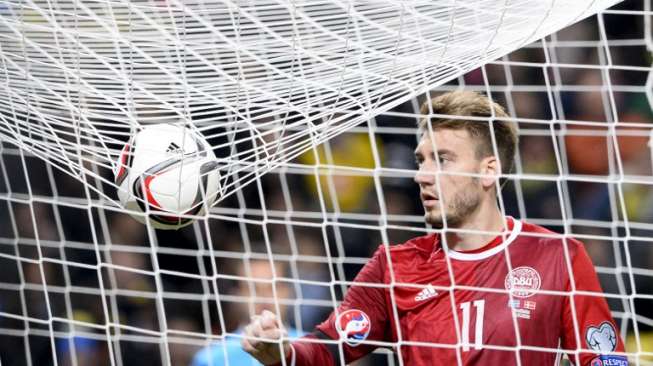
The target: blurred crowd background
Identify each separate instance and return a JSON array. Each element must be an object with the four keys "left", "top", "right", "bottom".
[{"left": 0, "top": 1, "right": 652, "bottom": 365}]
